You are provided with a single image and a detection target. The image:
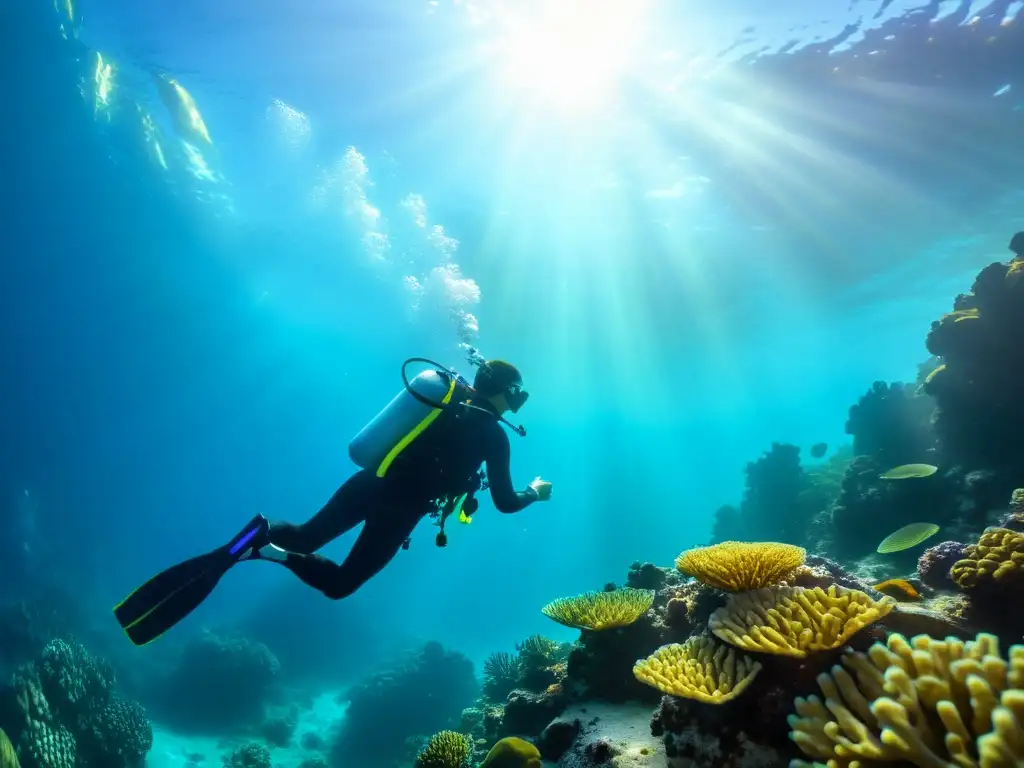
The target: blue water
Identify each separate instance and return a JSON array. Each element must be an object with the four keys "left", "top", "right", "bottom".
[{"left": 1, "top": 0, "right": 1022, "bottom": 683}]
